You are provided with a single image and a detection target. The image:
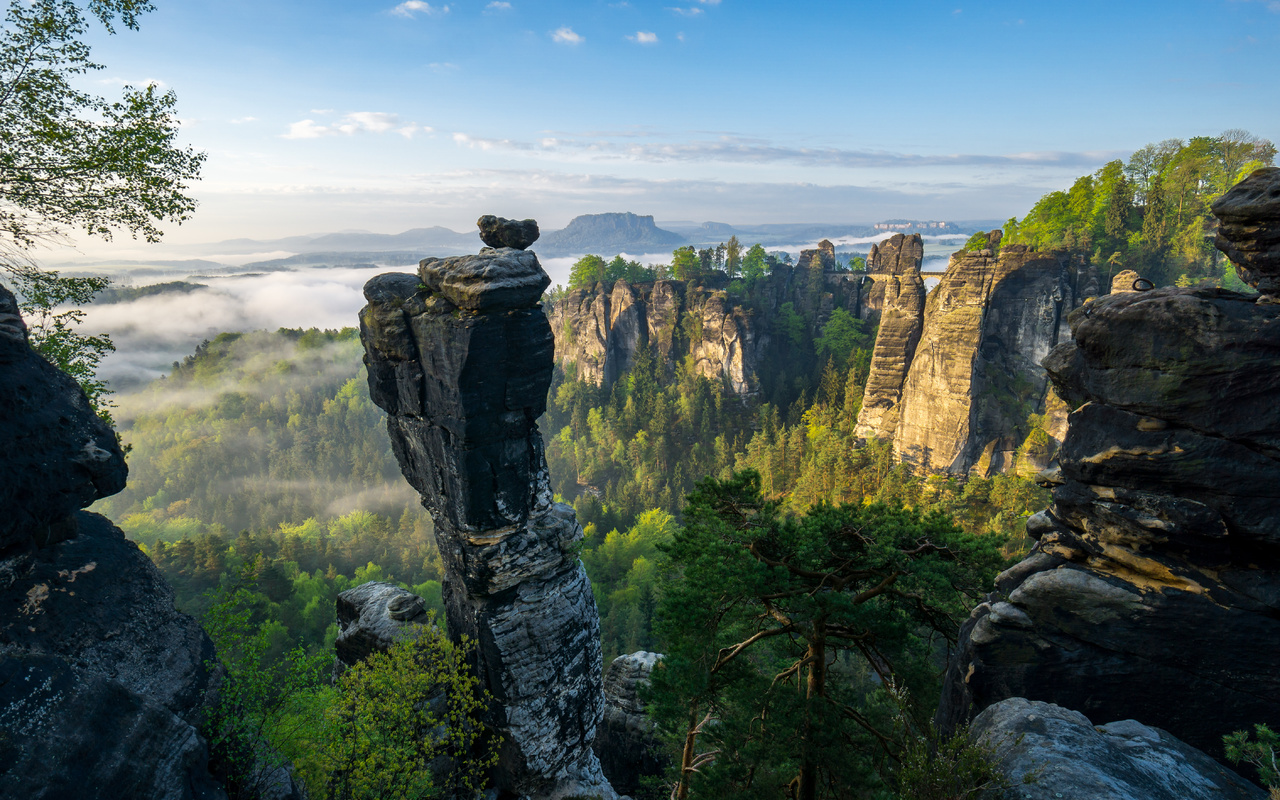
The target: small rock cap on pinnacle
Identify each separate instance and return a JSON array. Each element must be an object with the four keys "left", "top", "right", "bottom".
[{"left": 478, "top": 215, "right": 540, "bottom": 250}]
